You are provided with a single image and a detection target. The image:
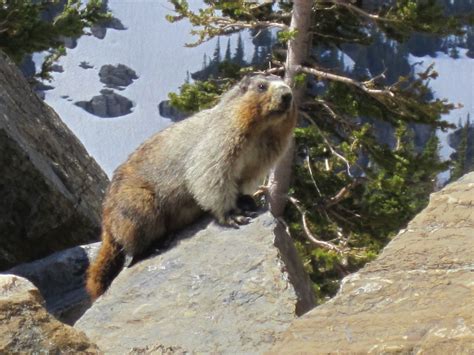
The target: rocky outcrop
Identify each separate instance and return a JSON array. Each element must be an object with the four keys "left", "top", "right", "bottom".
[
  {"left": 0, "top": 274, "right": 99, "bottom": 353},
  {"left": 0, "top": 51, "right": 108, "bottom": 270},
  {"left": 75, "top": 89, "right": 134, "bottom": 117},
  {"left": 99, "top": 64, "right": 138, "bottom": 89},
  {"left": 6, "top": 243, "right": 101, "bottom": 325},
  {"left": 158, "top": 100, "right": 190, "bottom": 122},
  {"left": 271, "top": 172, "right": 474, "bottom": 354},
  {"left": 76, "top": 212, "right": 315, "bottom": 354}
]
